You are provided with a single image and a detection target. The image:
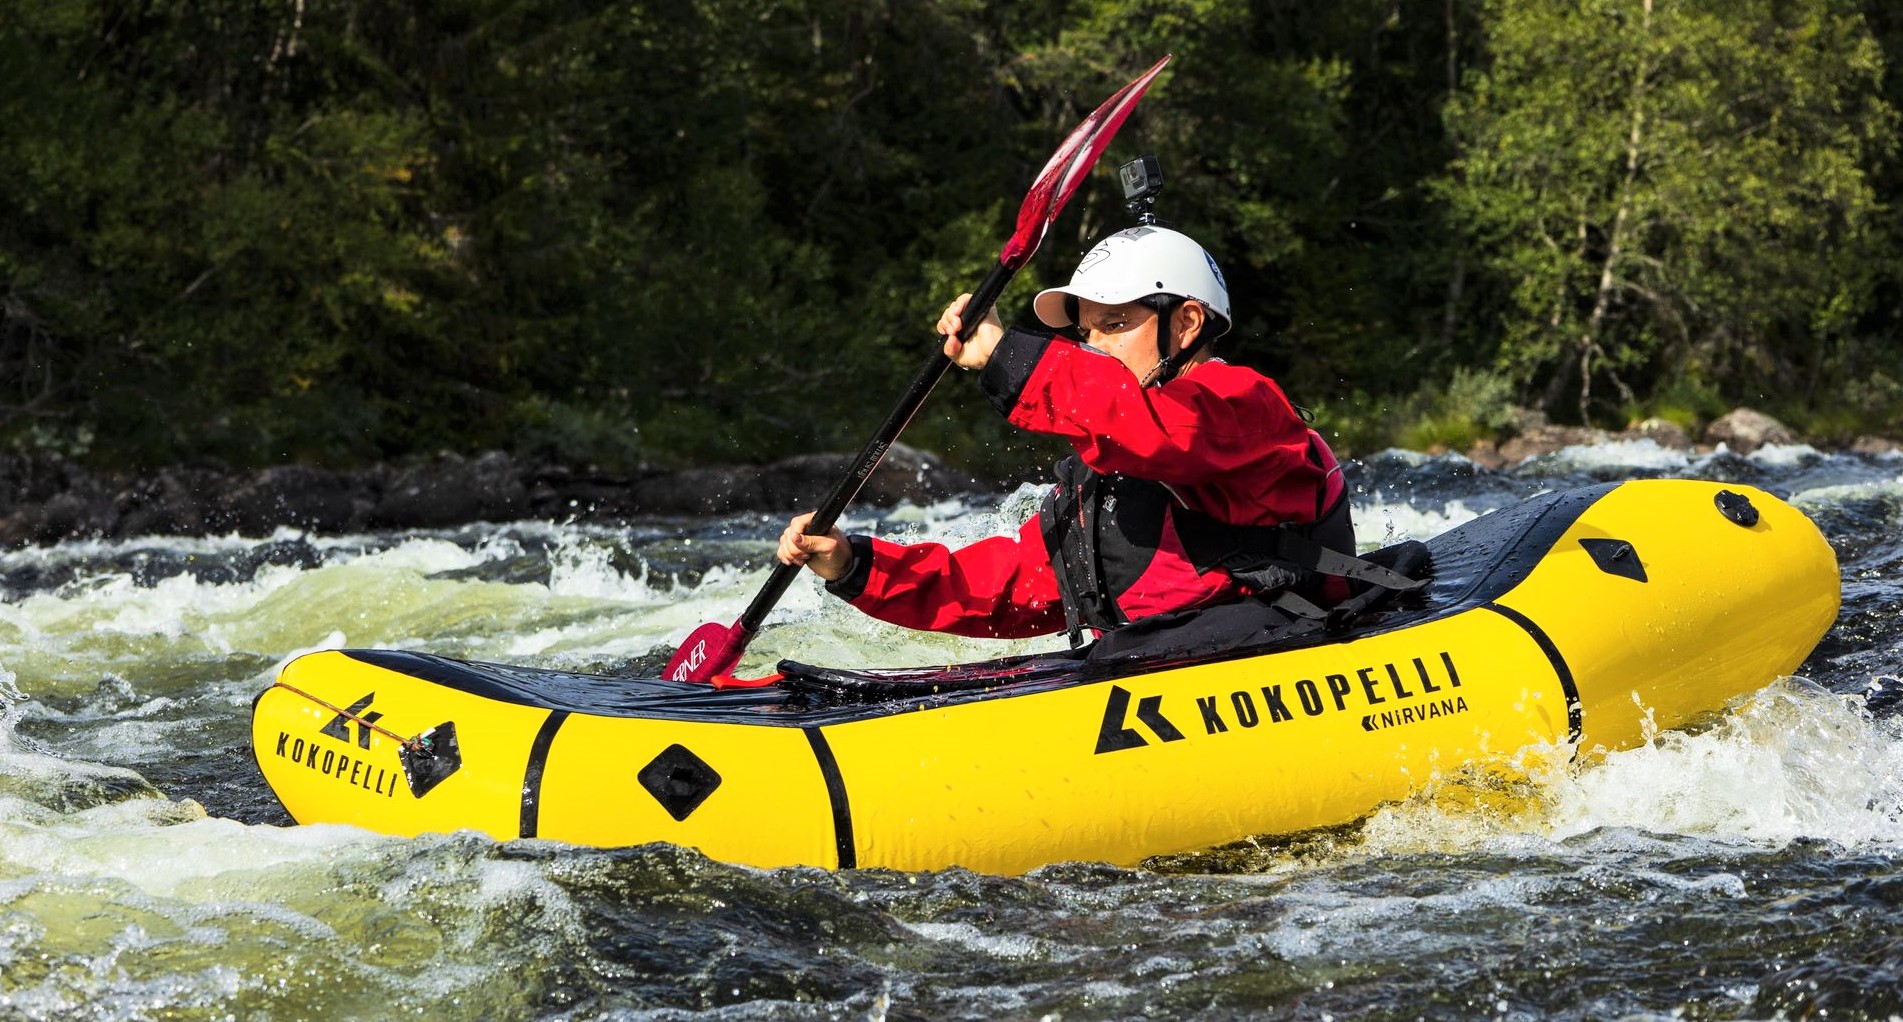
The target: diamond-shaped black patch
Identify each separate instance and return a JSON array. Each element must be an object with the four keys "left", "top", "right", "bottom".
[
  {"left": 1580, "top": 537, "right": 1647, "bottom": 583},
  {"left": 637, "top": 743, "right": 722, "bottom": 822}
]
